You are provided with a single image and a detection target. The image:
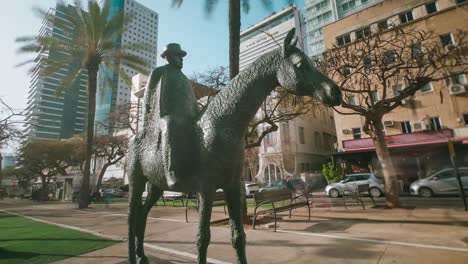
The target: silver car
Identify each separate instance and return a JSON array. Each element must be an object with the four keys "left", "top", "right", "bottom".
[
  {"left": 325, "top": 173, "right": 385, "bottom": 198},
  {"left": 410, "top": 168, "right": 468, "bottom": 198}
]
